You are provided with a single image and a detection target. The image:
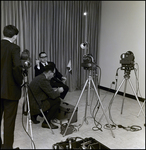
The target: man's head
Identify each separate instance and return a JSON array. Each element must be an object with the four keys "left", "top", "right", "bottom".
[
  {"left": 3, "top": 25, "right": 19, "bottom": 43},
  {"left": 43, "top": 62, "right": 55, "bottom": 80},
  {"left": 39, "top": 52, "right": 48, "bottom": 63}
]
